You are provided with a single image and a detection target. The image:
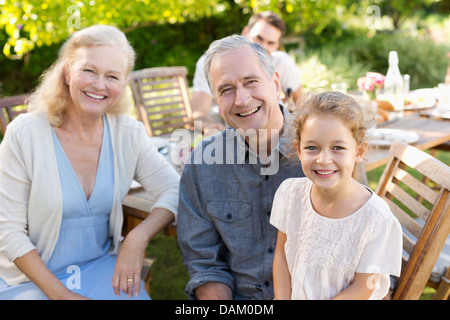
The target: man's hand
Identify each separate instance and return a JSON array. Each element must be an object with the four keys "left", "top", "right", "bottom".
[{"left": 194, "top": 282, "right": 233, "bottom": 300}]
